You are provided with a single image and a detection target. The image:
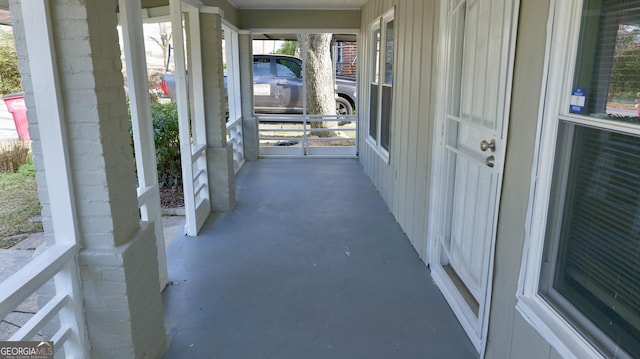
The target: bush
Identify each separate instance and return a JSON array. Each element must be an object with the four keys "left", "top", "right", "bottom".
[
  {"left": 0, "top": 29, "right": 22, "bottom": 96},
  {"left": 0, "top": 159, "right": 42, "bottom": 240},
  {"left": 150, "top": 102, "right": 182, "bottom": 187},
  {"left": 0, "top": 140, "right": 31, "bottom": 173}
]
